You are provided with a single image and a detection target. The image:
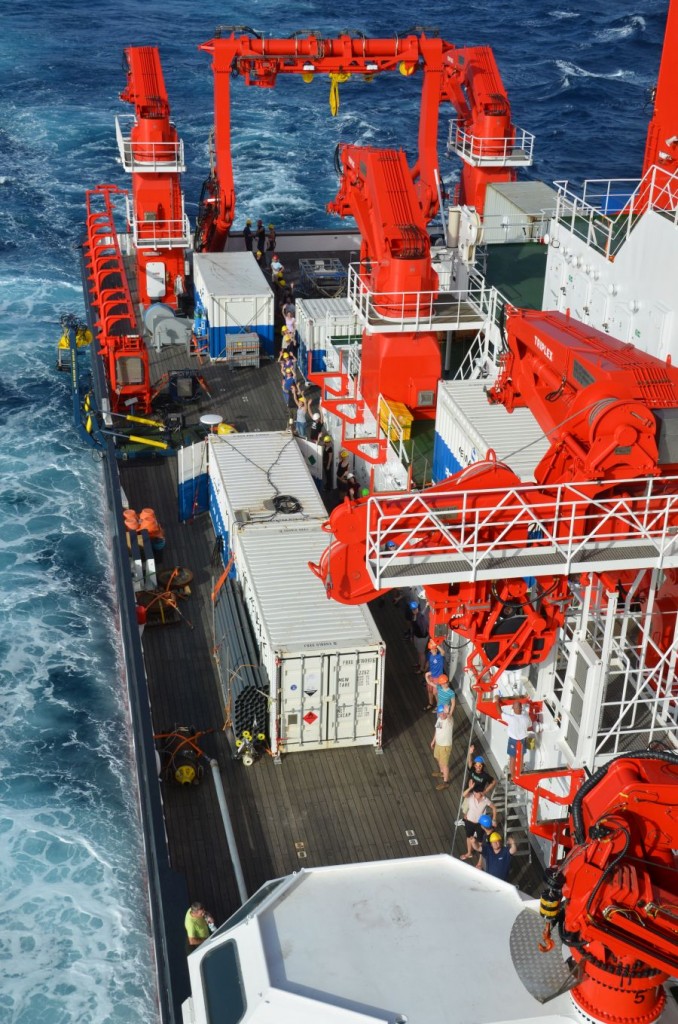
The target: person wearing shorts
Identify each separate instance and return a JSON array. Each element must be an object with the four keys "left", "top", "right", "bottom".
[
  {"left": 430, "top": 704, "right": 453, "bottom": 791},
  {"left": 496, "top": 696, "right": 531, "bottom": 777}
]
